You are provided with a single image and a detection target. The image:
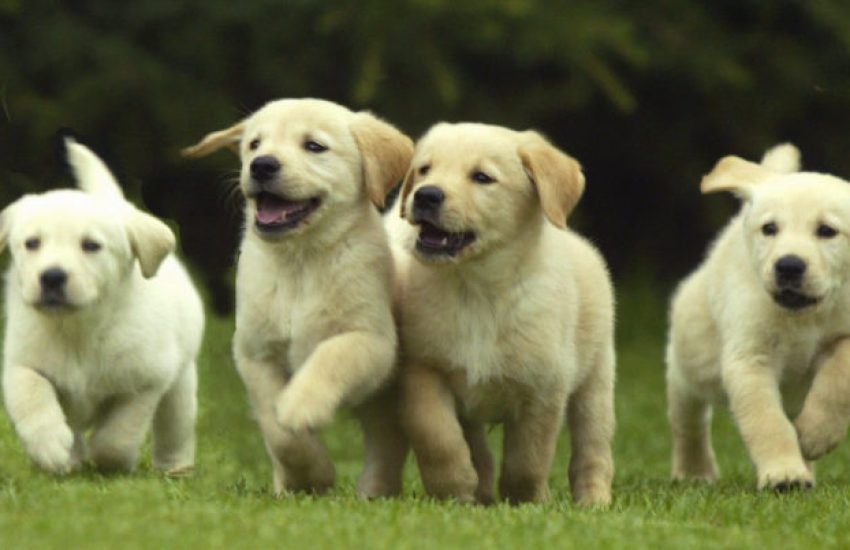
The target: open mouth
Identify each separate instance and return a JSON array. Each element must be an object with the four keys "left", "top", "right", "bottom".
[
  {"left": 254, "top": 192, "right": 320, "bottom": 233},
  {"left": 773, "top": 289, "right": 820, "bottom": 311},
  {"left": 415, "top": 221, "right": 476, "bottom": 257}
]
